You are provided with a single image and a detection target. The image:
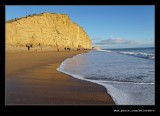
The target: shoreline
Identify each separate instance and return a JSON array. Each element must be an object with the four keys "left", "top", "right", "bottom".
[{"left": 6, "top": 49, "right": 115, "bottom": 105}]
